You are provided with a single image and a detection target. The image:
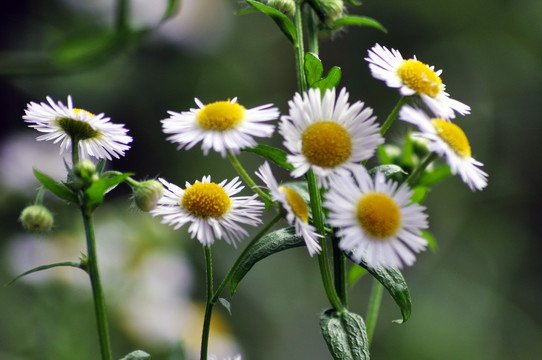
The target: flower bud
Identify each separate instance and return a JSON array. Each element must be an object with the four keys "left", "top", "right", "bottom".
[
  {"left": 319, "top": 0, "right": 344, "bottom": 22},
  {"left": 133, "top": 180, "right": 164, "bottom": 212},
  {"left": 268, "top": 0, "right": 296, "bottom": 17},
  {"left": 19, "top": 204, "right": 54, "bottom": 232}
]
